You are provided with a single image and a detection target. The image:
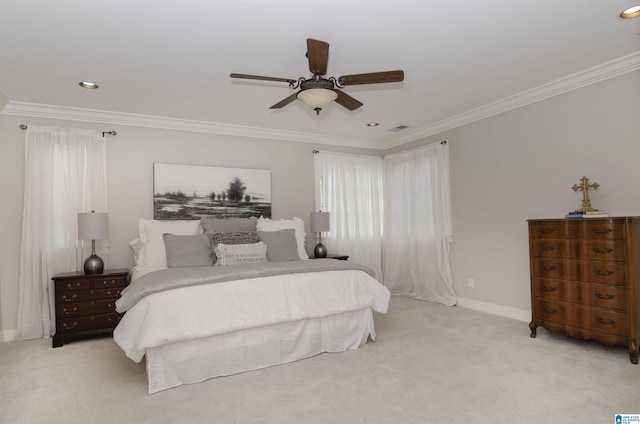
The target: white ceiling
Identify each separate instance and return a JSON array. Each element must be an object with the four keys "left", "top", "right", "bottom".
[{"left": 1, "top": 0, "right": 639, "bottom": 150}]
